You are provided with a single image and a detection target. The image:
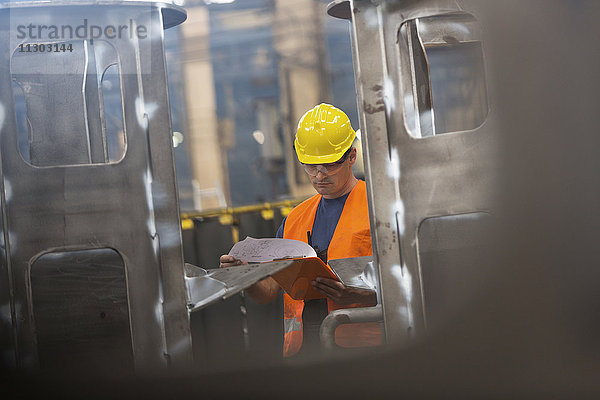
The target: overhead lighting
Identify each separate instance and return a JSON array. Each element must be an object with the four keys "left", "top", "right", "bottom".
[{"left": 252, "top": 130, "right": 265, "bottom": 145}]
